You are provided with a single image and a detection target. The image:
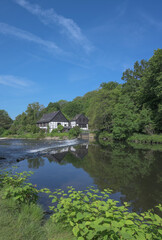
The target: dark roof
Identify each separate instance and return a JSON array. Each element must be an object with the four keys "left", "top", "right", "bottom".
[
  {"left": 70, "top": 114, "right": 88, "bottom": 122},
  {"left": 37, "top": 111, "right": 59, "bottom": 123},
  {"left": 71, "top": 114, "right": 82, "bottom": 121}
]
